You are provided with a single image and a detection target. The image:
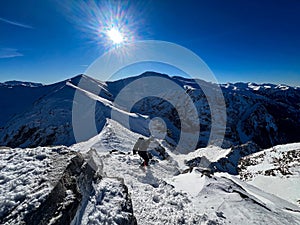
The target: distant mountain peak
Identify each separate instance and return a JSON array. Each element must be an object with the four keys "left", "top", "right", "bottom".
[{"left": 2, "top": 80, "right": 43, "bottom": 87}]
